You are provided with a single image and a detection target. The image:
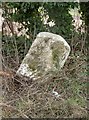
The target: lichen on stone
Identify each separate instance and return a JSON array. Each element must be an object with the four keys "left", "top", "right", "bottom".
[{"left": 17, "top": 32, "right": 70, "bottom": 79}]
